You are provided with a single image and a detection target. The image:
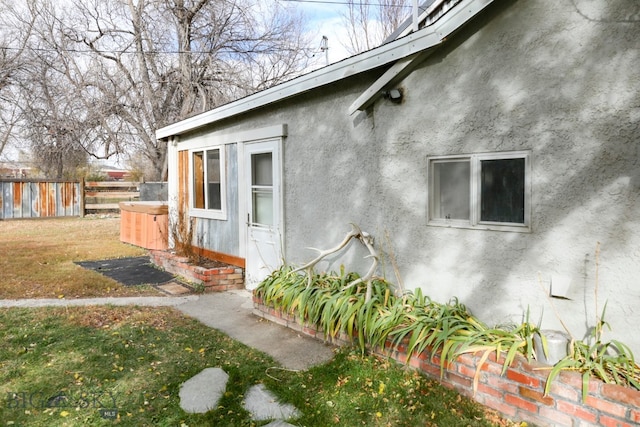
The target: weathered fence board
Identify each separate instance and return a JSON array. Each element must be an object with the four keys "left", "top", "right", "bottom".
[
  {"left": 1, "top": 180, "right": 142, "bottom": 219},
  {"left": 0, "top": 180, "right": 81, "bottom": 219}
]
